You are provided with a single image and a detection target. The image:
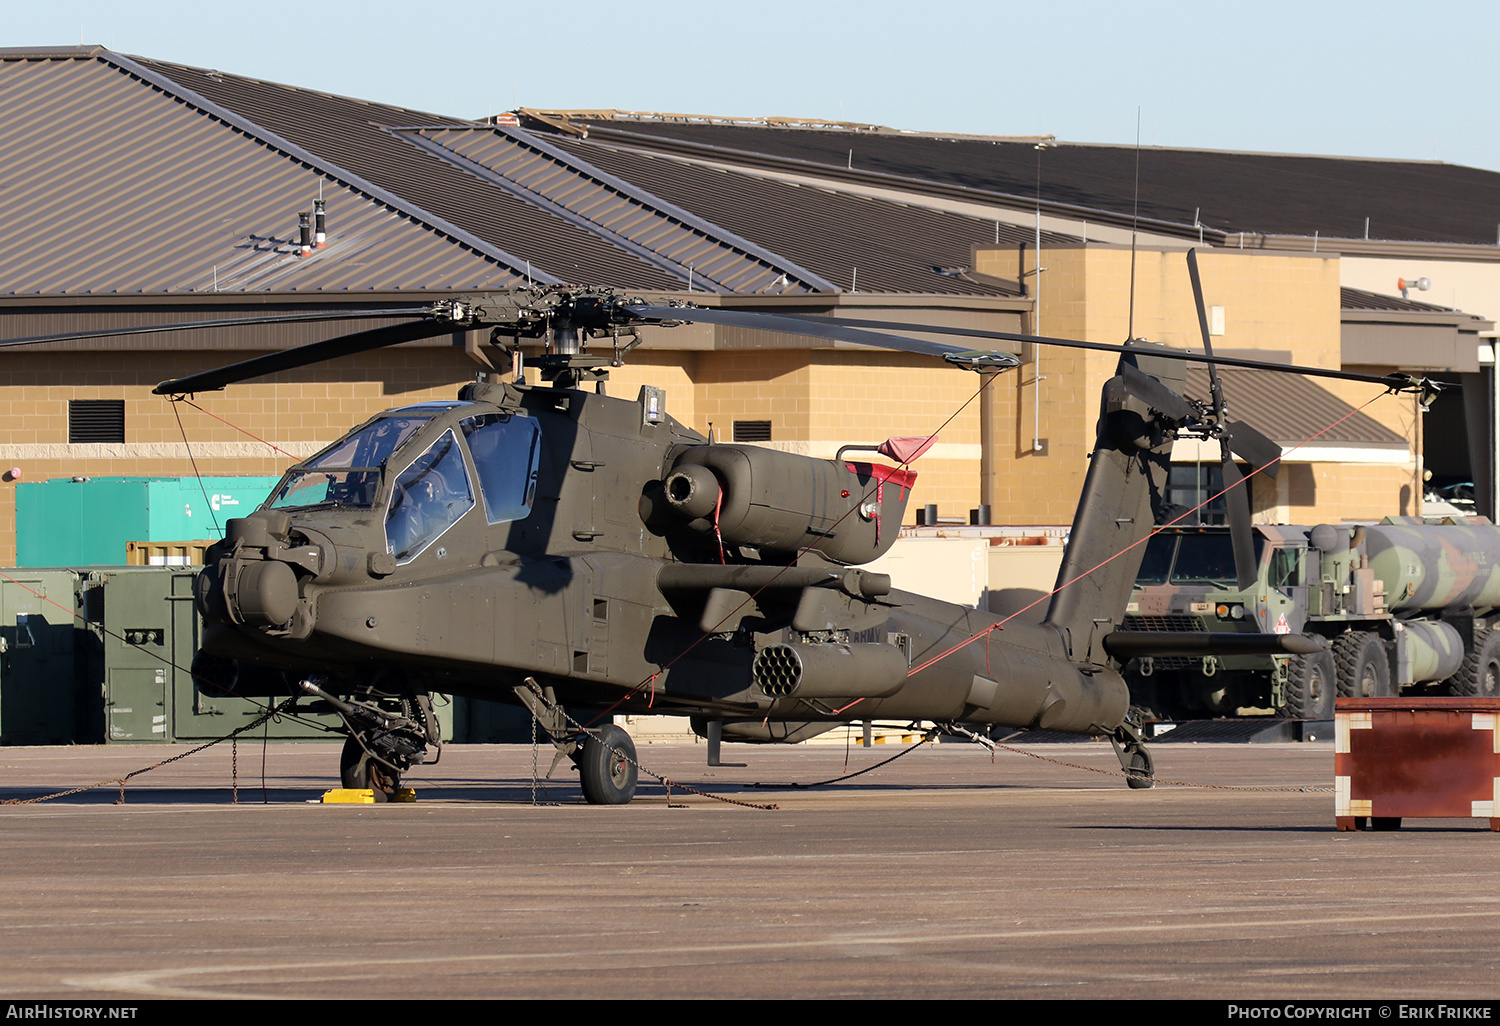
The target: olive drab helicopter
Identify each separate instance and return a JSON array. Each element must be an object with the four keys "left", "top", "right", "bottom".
[{"left": 3, "top": 252, "right": 1443, "bottom": 802}]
